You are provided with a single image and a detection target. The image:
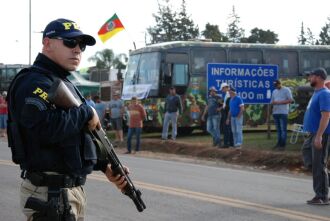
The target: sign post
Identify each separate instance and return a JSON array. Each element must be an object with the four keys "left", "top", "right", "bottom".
[
  {"left": 207, "top": 63, "right": 278, "bottom": 138},
  {"left": 207, "top": 63, "right": 278, "bottom": 104}
]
